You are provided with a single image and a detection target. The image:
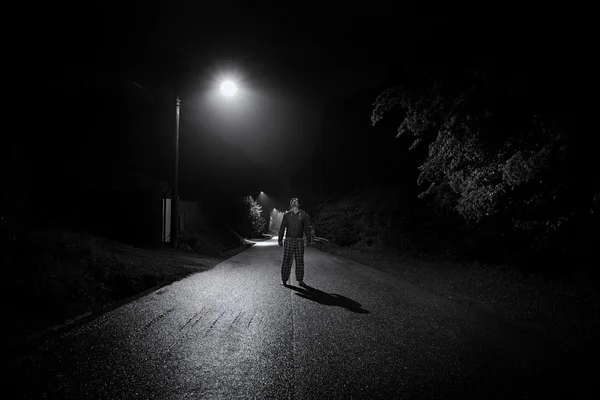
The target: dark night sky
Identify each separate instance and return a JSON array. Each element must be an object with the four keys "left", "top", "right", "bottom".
[{"left": 16, "top": 1, "right": 577, "bottom": 211}]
